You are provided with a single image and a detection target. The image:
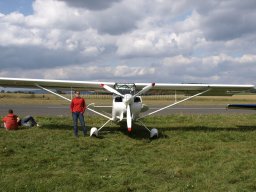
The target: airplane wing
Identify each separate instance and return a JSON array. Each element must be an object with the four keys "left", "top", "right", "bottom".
[
  {"left": 0, "top": 77, "right": 115, "bottom": 90},
  {"left": 135, "top": 83, "right": 255, "bottom": 96},
  {"left": 0, "top": 77, "right": 254, "bottom": 96}
]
